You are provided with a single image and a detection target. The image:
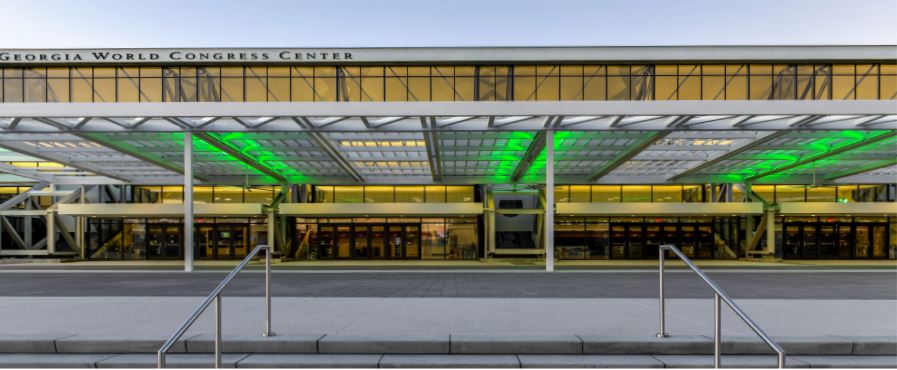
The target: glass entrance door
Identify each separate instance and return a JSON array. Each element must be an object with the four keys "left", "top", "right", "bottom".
[
  {"left": 353, "top": 225, "right": 370, "bottom": 258},
  {"left": 818, "top": 225, "right": 836, "bottom": 259},
  {"left": 784, "top": 224, "right": 801, "bottom": 259},
  {"left": 370, "top": 225, "right": 386, "bottom": 258},
  {"left": 147, "top": 224, "right": 181, "bottom": 259},
  {"left": 609, "top": 224, "right": 645, "bottom": 259},
  {"left": 387, "top": 225, "right": 405, "bottom": 258},
  {"left": 801, "top": 224, "right": 818, "bottom": 258},
  {"left": 855, "top": 224, "right": 889, "bottom": 259},
  {"left": 644, "top": 225, "right": 661, "bottom": 259},
  {"left": 836, "top": 225, "right": 852, "bottom": 258}
]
